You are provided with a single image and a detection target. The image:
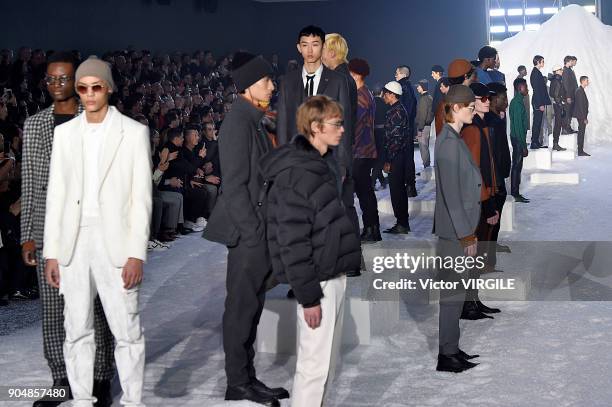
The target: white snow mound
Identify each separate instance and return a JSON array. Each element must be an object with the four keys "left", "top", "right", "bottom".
[{"left": 498, "top": 5, "right": 612, "bottom": 144}]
